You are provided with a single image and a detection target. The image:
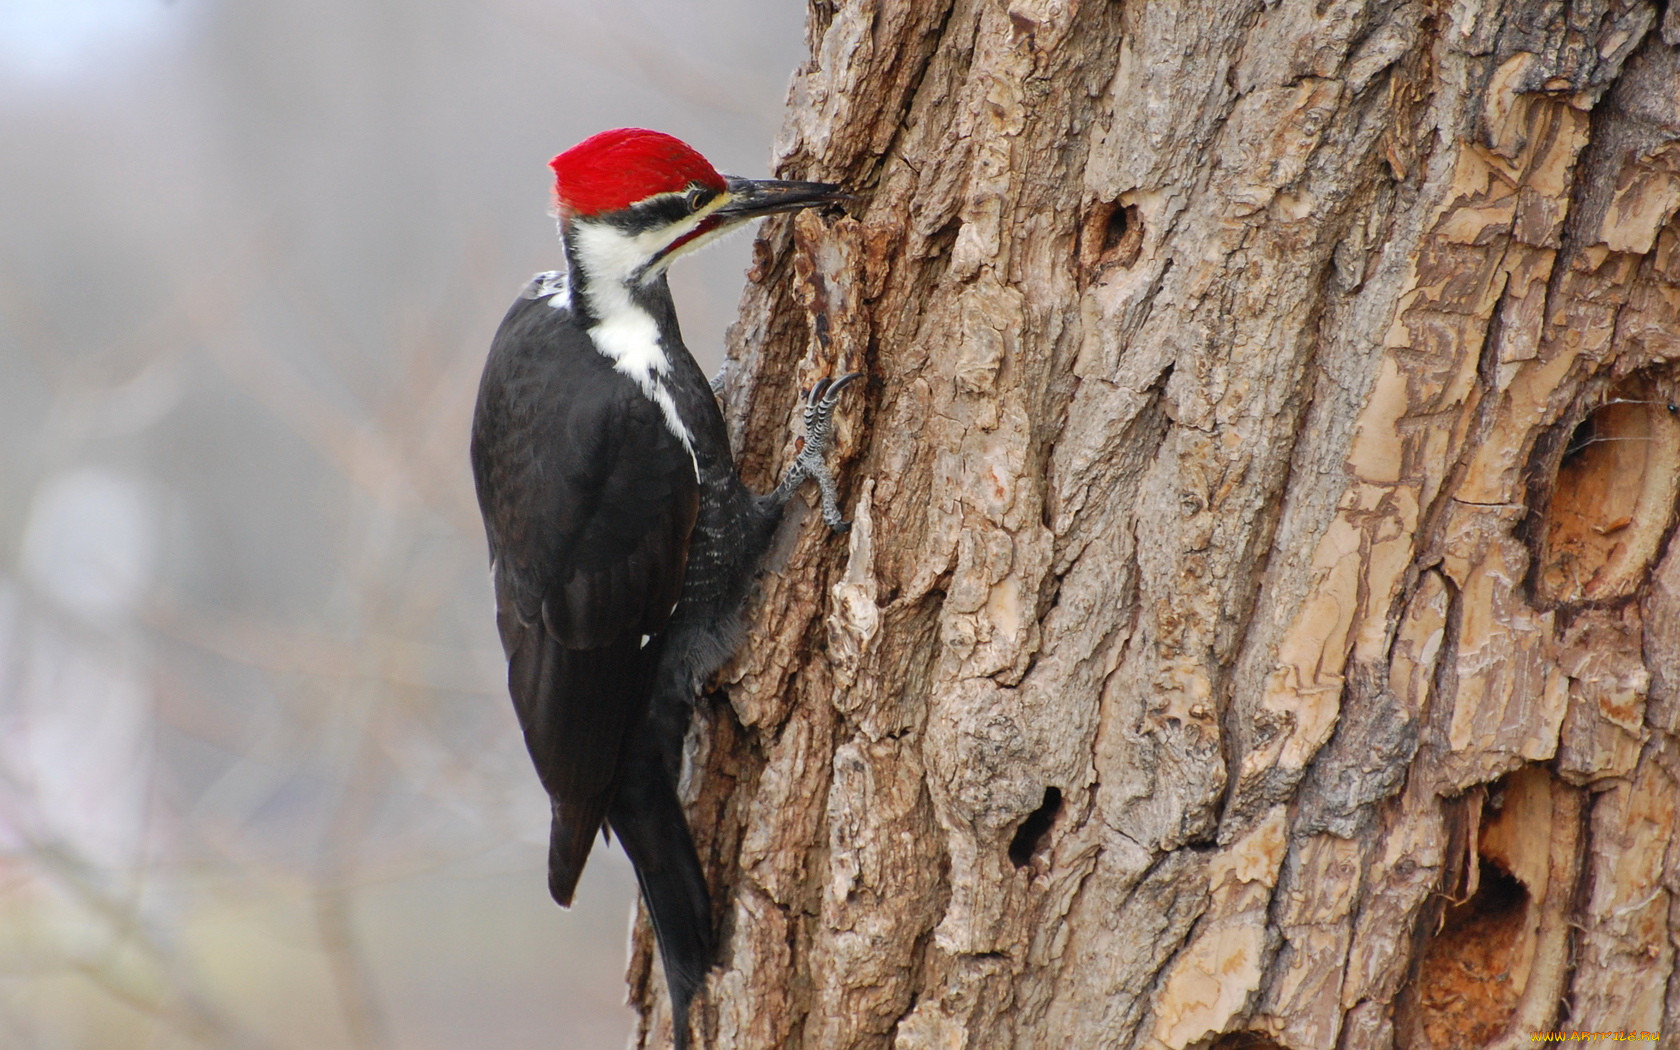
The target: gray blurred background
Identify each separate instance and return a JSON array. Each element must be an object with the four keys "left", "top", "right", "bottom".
[{"left": 0, "top": 1, "right": 804, "bottom": 1046}]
